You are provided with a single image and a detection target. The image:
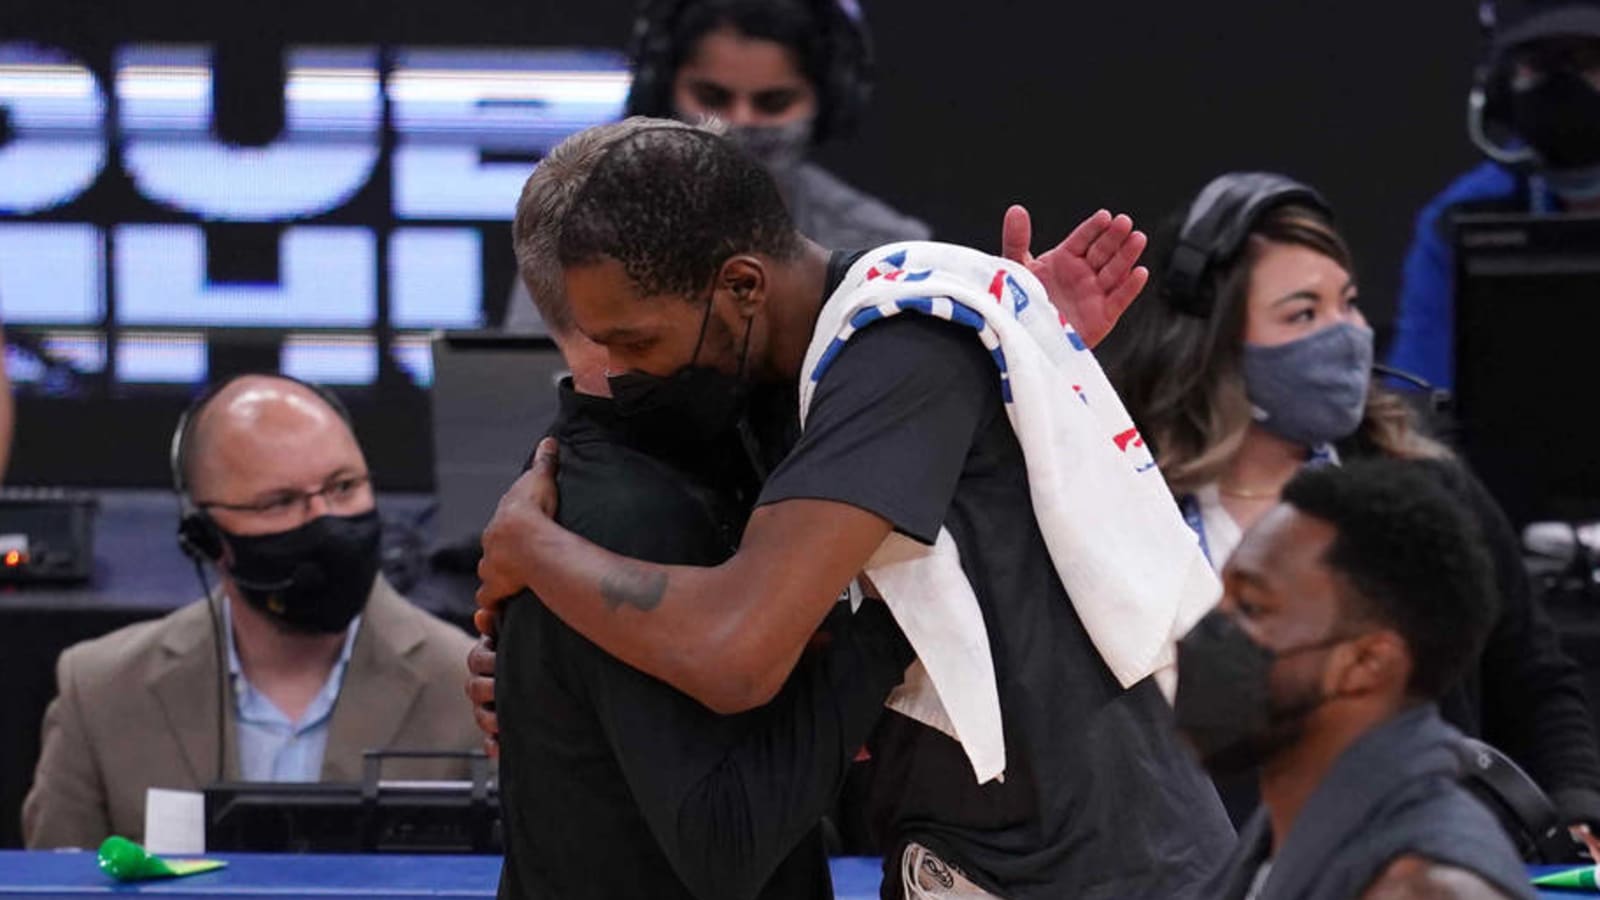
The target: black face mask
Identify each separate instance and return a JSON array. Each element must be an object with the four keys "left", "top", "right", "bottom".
[
  {"left": 1512, "top": 68, "right": 1600, "bottom": 170},
  {"left": 221, "top": 510, "right": 381, "bottom": 635},
  {"left": 607, "top": 294, "right": 754, "bottom": 442},
  {"left": 1173, "top": 609, "right": 1349, "bottom": 775}
]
